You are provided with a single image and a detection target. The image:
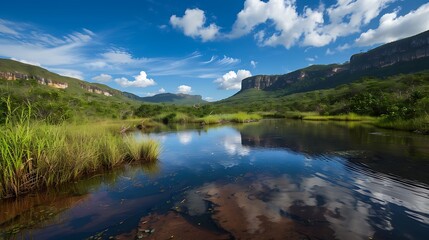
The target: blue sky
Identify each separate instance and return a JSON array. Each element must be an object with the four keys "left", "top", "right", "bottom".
[{"left": 1, "top": 0, "right": 428, "bottom": 101}]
